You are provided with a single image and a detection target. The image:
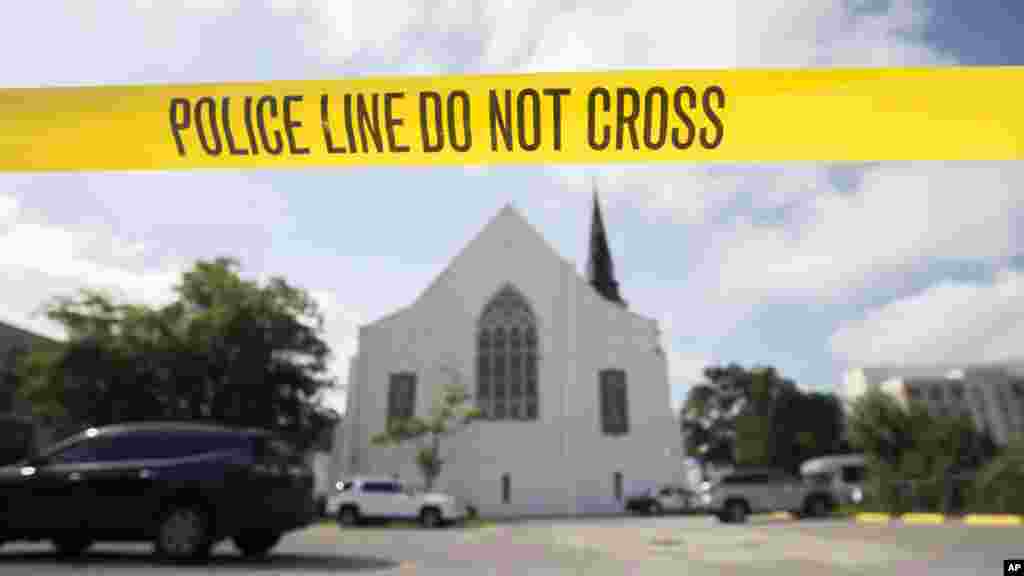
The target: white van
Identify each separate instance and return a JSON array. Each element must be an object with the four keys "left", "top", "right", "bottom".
[{"left": 800, "top": 454, "right": 867, "bottom": 506}]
